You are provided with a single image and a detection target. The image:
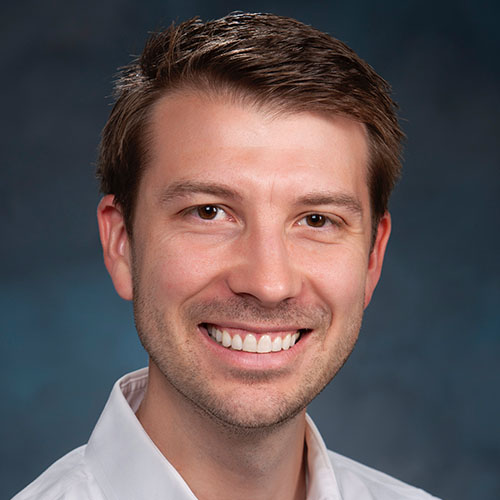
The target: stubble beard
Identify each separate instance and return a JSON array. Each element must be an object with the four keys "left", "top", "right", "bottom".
[{"left": 132, "top": 271, "right": 363, "bottom": 433}]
